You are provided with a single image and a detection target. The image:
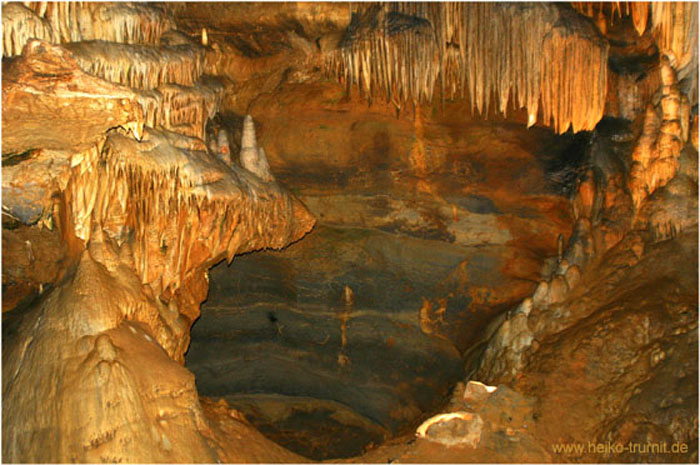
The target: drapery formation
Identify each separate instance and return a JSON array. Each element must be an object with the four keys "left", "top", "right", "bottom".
[
  {"left": 572, "top": 1, "right": 698, "bottom": 99},
  {"left": 2, "top": 2, "right": 172, "bottom": 56},
  {"left": 326, "top": 3, "right": 609, "bottom": 134}
]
